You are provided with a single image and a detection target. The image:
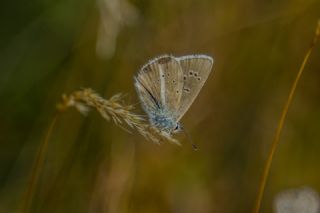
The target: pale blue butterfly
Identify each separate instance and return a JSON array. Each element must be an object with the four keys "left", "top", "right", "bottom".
[{"left": 134, "top": 54, "right": 214, "bottom": 136}]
